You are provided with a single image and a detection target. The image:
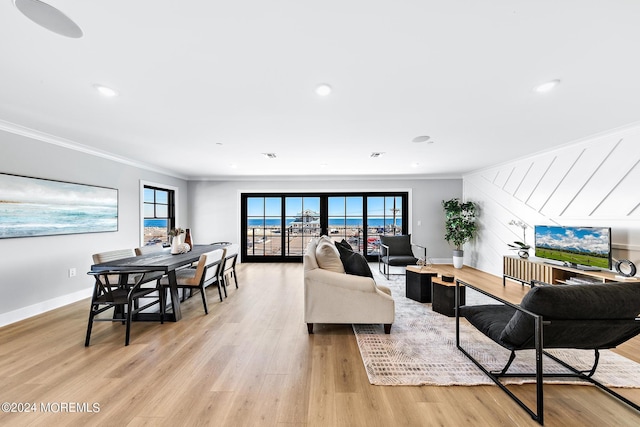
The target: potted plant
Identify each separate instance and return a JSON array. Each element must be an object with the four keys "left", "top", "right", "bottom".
[
  {"left": 508, "top": 220, "right": 530, "bottom": 258},
  {"left": 442, "top": 198, "right": 477, "bottom": 268}
]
